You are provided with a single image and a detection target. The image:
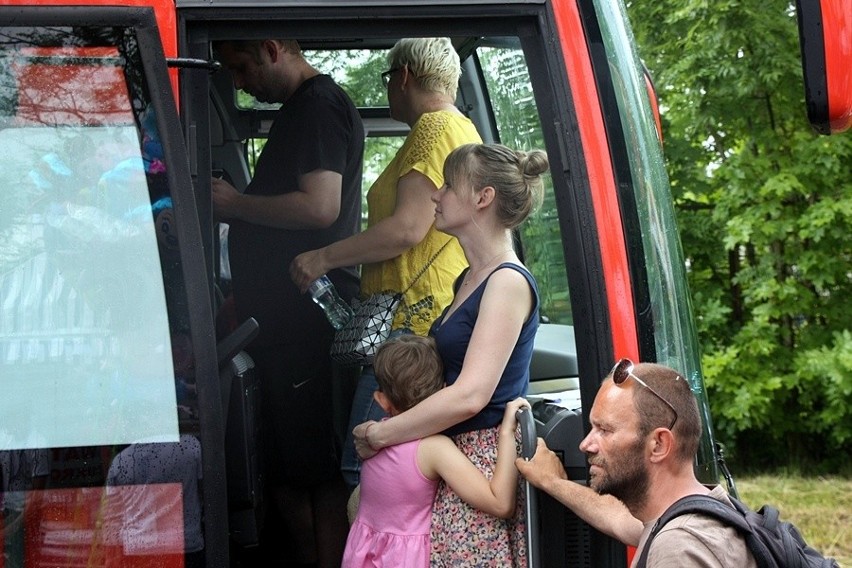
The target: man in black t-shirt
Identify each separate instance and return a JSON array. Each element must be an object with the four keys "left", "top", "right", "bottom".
[{"left": 212, "top": 39, "right": 364, "bottom": 568}]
